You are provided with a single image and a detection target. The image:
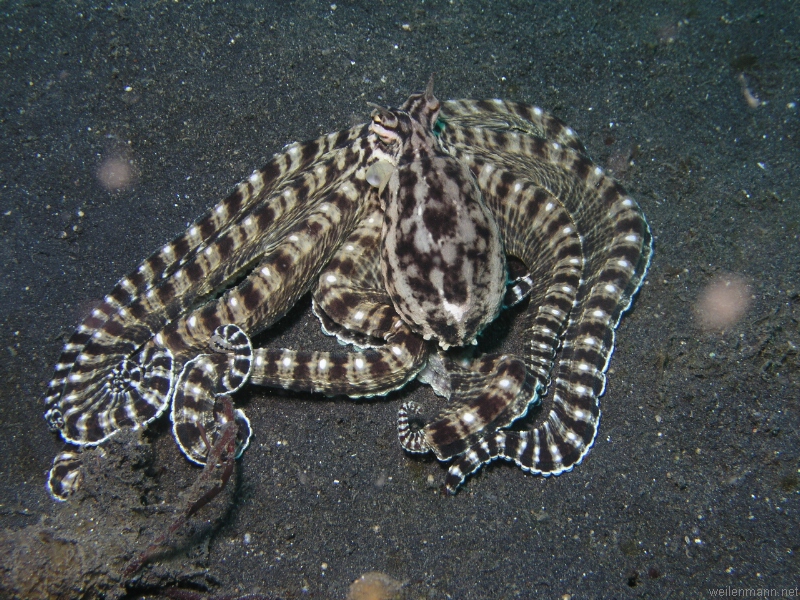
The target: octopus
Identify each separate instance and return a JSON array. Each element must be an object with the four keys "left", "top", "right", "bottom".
[{"left": 43, "top": 78, "right": 652, "bottom": 501}]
